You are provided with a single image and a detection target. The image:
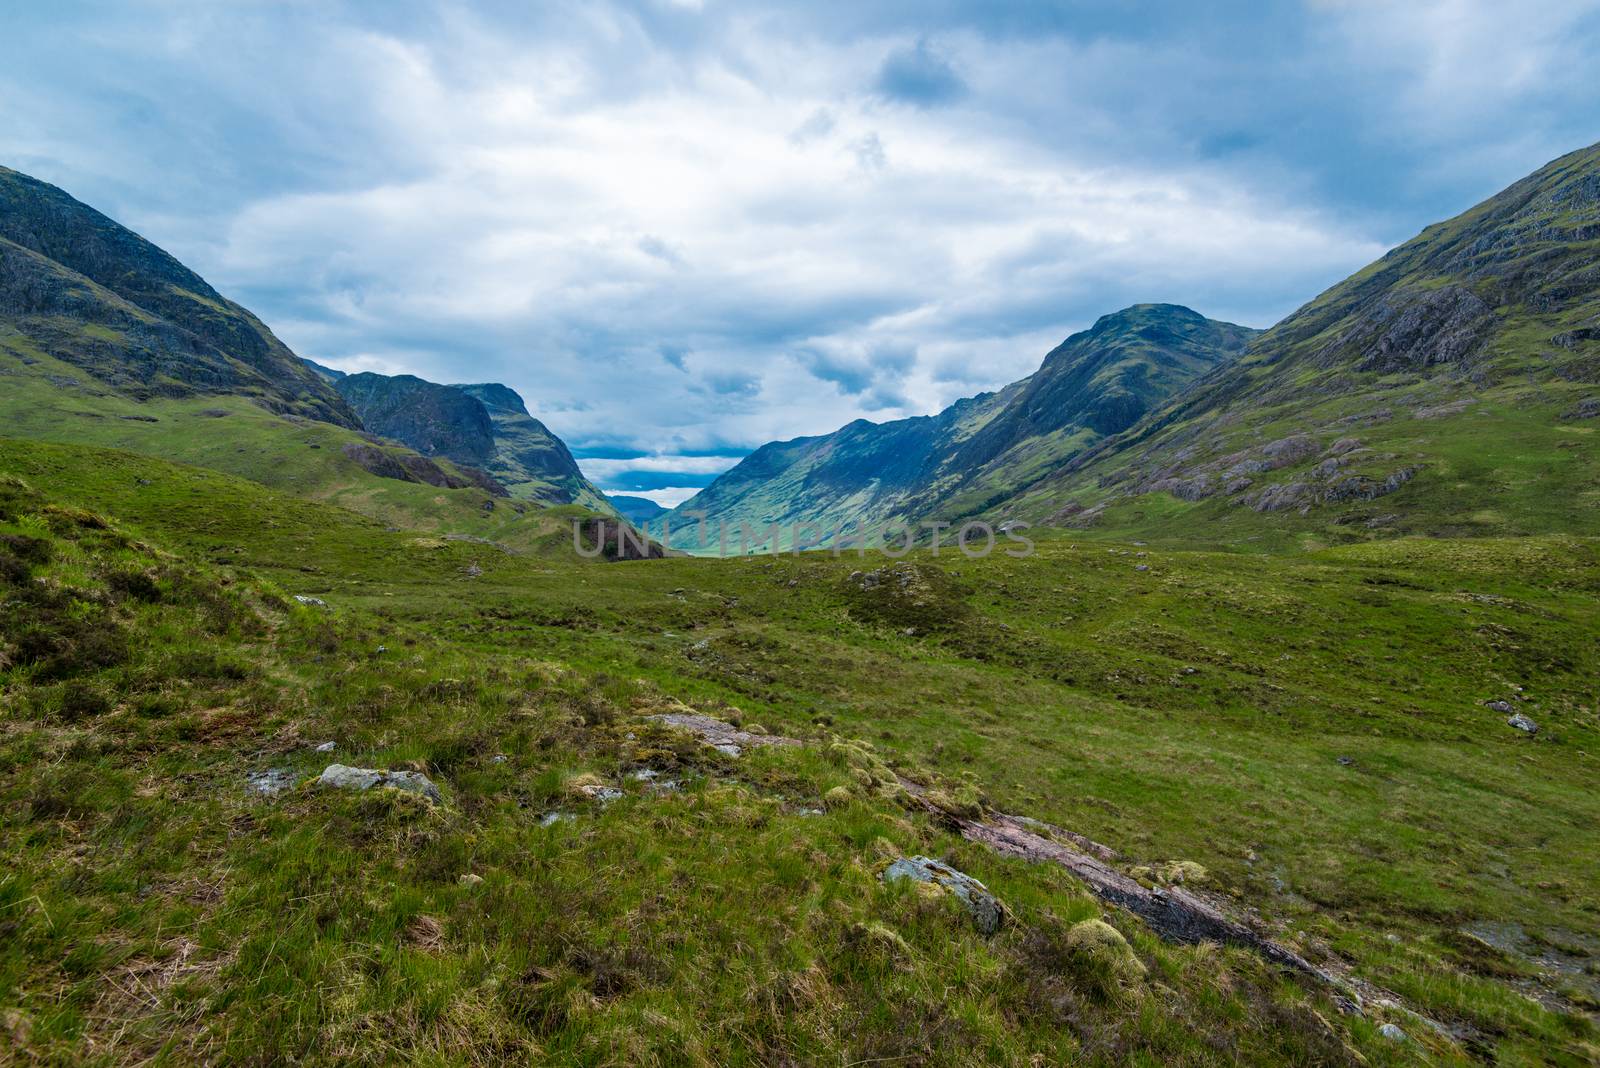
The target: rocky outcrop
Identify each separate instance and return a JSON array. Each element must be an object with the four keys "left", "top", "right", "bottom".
[{"left": 1318, "top": 285, "right": 1495, "bottom": 374}]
